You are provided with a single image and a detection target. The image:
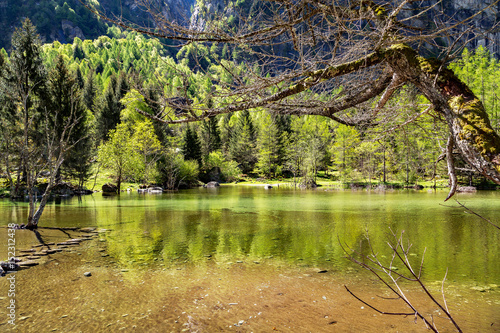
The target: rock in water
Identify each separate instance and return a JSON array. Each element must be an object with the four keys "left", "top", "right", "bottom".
[
  {"left": 0, "top": 261, "right": 19, "bottom": 271},
  {"left": 102, "top": 183, "right": 118, "bottom": 193}
]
